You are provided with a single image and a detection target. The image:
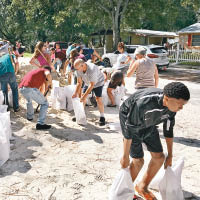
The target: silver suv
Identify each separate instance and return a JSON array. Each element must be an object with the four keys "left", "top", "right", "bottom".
[{"left": 102, "top": 45, "right": 169, "bottom": 70}]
